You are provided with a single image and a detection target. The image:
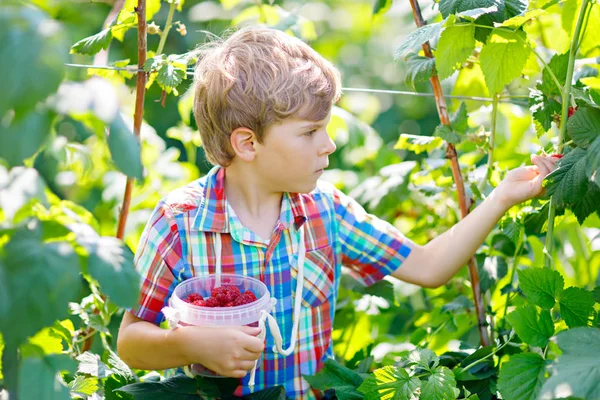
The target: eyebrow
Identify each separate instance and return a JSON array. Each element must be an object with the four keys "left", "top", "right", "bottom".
[{"left": 300, "top": 121, "right": 326, "bottom": 130}]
